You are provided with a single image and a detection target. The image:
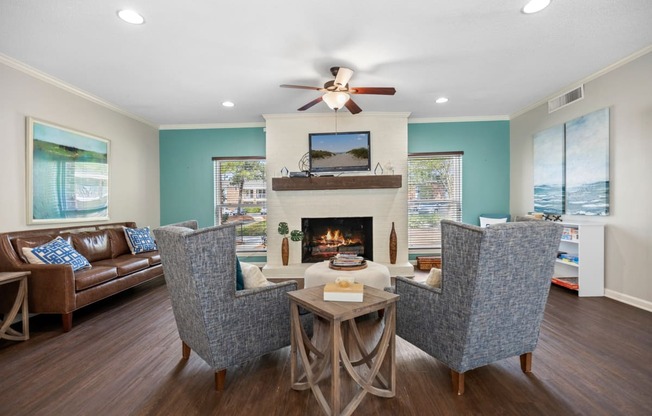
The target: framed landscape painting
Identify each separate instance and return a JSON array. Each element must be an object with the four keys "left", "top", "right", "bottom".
[
  {"left": 565, "top": 107, "right": 610, "bottom": 215},
  {"left": 533, "top": 124, "right": 565, "bottom": 214},
  {"left": 26, "top": 117, "right": 109, "bottom": 224}
]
